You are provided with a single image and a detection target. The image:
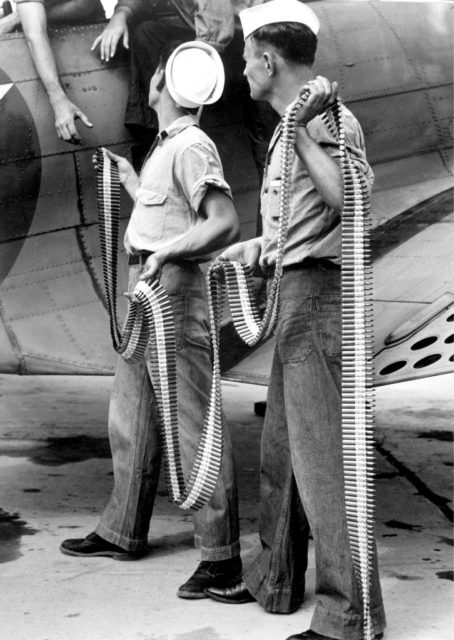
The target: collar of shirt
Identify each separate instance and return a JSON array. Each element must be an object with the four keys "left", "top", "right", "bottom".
[{"left": 159, "top": 114, "right": 199, "bottom": 144}]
